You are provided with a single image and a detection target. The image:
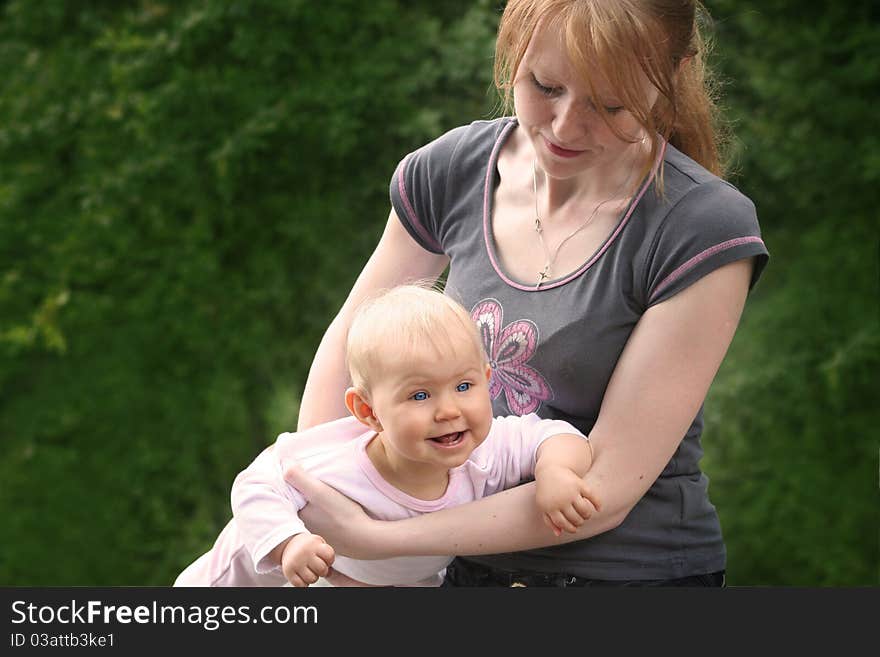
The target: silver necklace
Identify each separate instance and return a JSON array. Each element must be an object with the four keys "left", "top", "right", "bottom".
[{"left": 532, "top": 160, "right": 632, "bottom": 289}]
